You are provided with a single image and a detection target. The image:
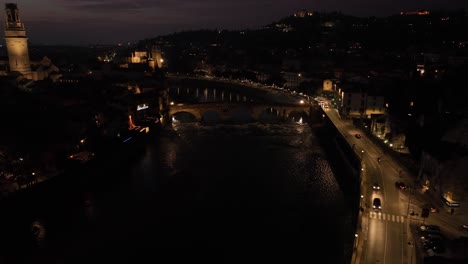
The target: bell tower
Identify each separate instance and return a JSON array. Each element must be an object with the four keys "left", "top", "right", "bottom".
[{"left": 4, "top": 3, "right": 31, "bottom": 76}]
